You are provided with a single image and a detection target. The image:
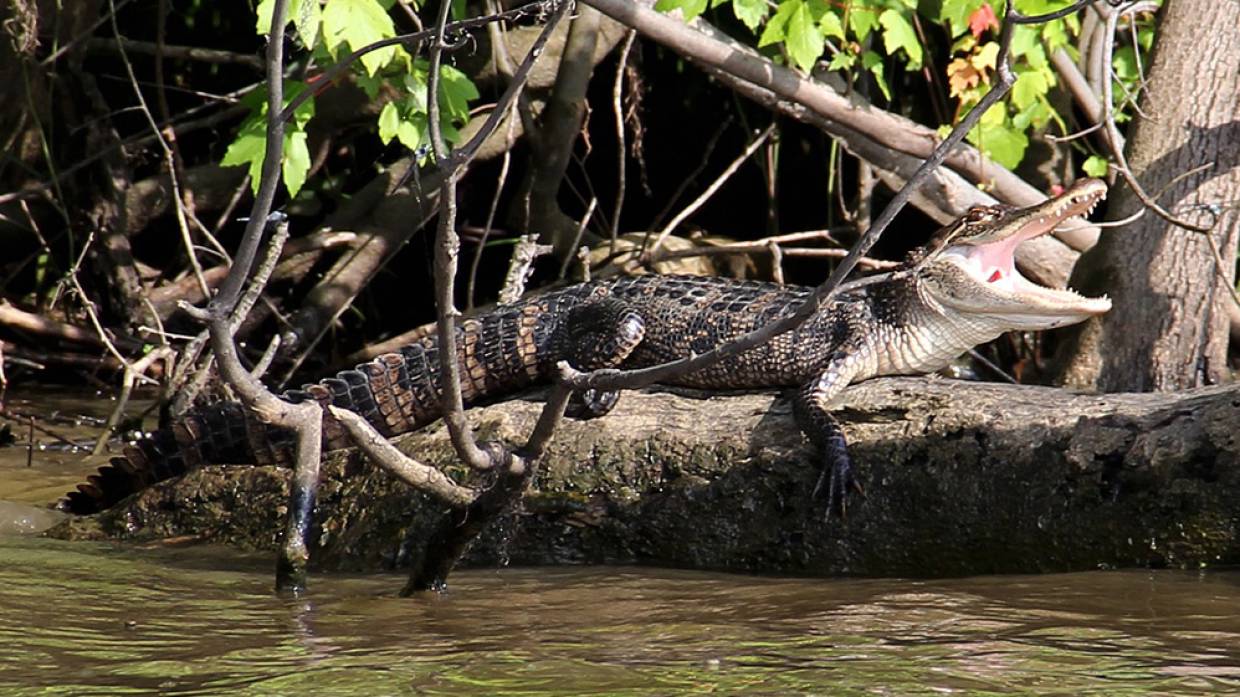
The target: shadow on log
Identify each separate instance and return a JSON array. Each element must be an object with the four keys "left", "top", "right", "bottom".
[{"left": 48, "top": 378, "right": 1240, "bottom": 576}]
